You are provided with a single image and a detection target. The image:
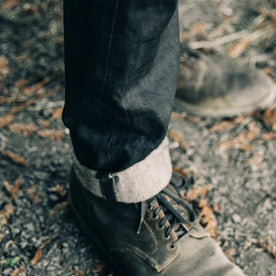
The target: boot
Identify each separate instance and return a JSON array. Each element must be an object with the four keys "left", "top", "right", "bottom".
[
  {"left": 70, "top": 168, "right": 245, "bottom": 275},
  {"left": 176, "top": 45, "right": 276, "bottom": 117}
]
